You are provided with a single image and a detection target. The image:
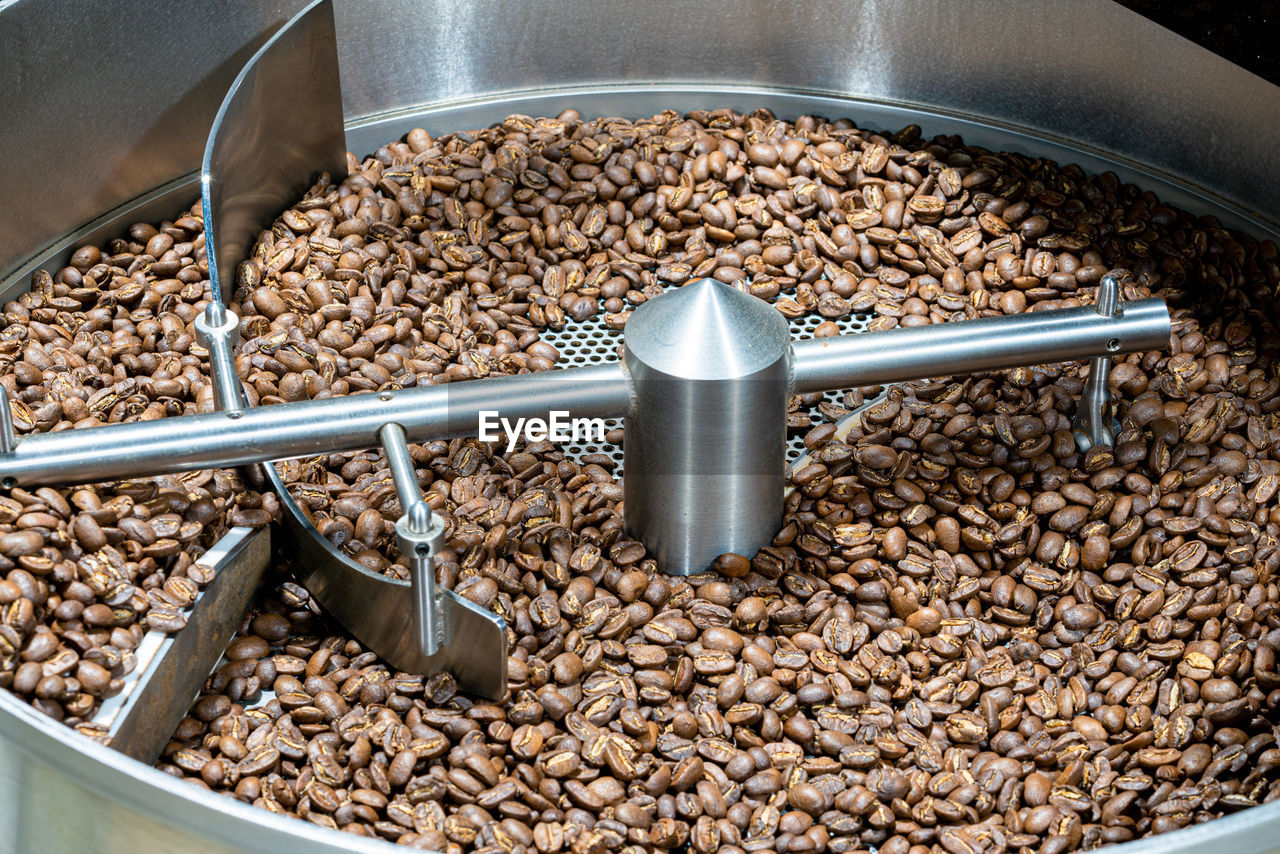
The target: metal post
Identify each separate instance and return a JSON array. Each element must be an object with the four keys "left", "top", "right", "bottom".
[
  {"left": 622, "top": 279, "right": 793, "bottom": 575},
  {"left": 1073, "top": 273, "right": 1125, "bottom": 450},
  {"left": 0, "top": 386, "right": 15, "bottom": 457},
  {"left": 380, "top": 423, "right": 443, "bottom": 659},
  {"left": 193, "top": 301, "right": 245, "bottom": 413}
]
